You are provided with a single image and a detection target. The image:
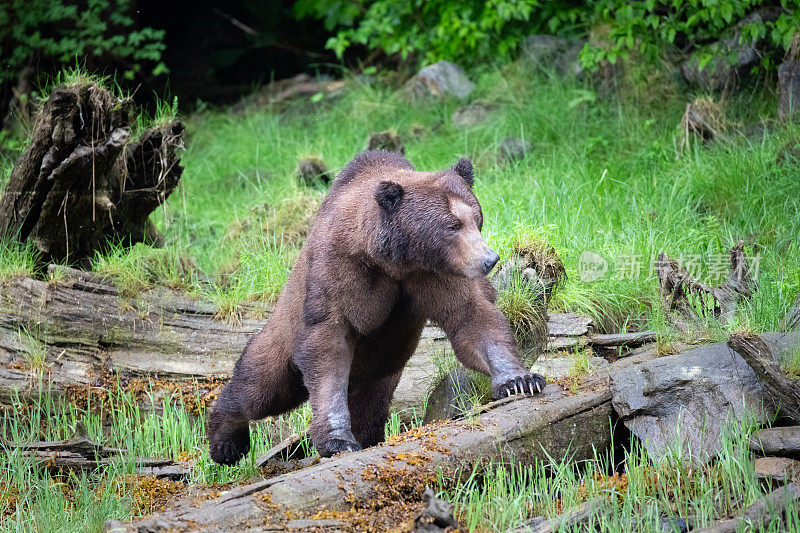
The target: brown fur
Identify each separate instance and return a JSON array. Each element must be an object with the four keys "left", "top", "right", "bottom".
[{"left": 208, "top": 150, "right": 545, "bottom": 464}]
